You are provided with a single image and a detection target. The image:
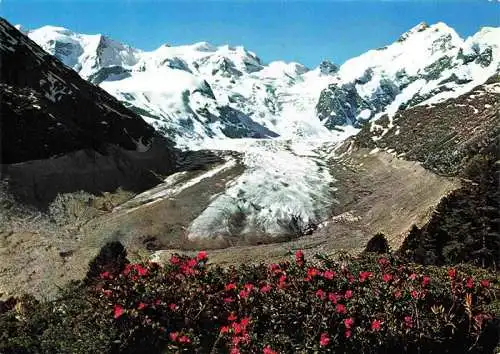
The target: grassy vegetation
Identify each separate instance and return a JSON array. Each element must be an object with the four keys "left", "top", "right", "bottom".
[{"left": 47, "top": 188, "right": 135, "bottom": 227}]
